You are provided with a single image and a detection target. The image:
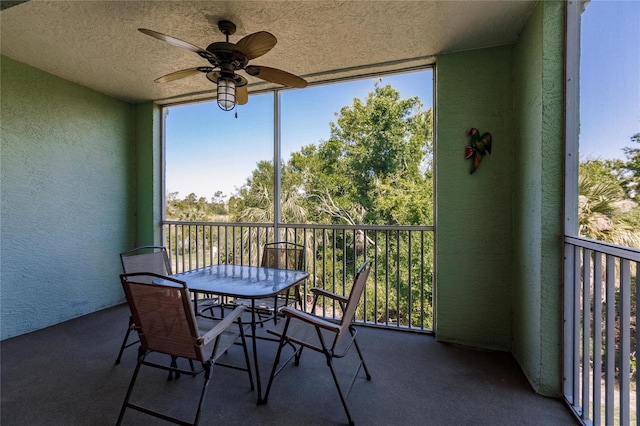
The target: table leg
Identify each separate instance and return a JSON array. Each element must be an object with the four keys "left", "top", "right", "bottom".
[{"left": 251, "top": 299, "right": 264, "bottom": 404}]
